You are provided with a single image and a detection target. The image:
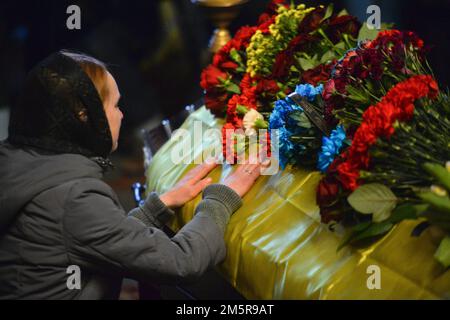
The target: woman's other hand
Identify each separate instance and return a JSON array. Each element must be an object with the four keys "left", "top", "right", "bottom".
[
  {"left": 222, "top": 157, "right": 271, "bottom": 198},
  {"left": 160, "top": 159, "right": 218, "bottom": 209}
]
